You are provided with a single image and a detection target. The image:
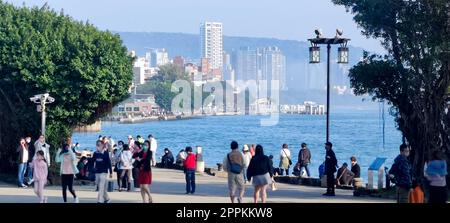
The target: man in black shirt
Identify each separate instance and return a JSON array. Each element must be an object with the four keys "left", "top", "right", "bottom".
[
  {"left": 350, "top": 156, "right": 361, "bottom": 178},
  {"left": 323, "top": 142, "right": 337, "bottom": 196}
]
